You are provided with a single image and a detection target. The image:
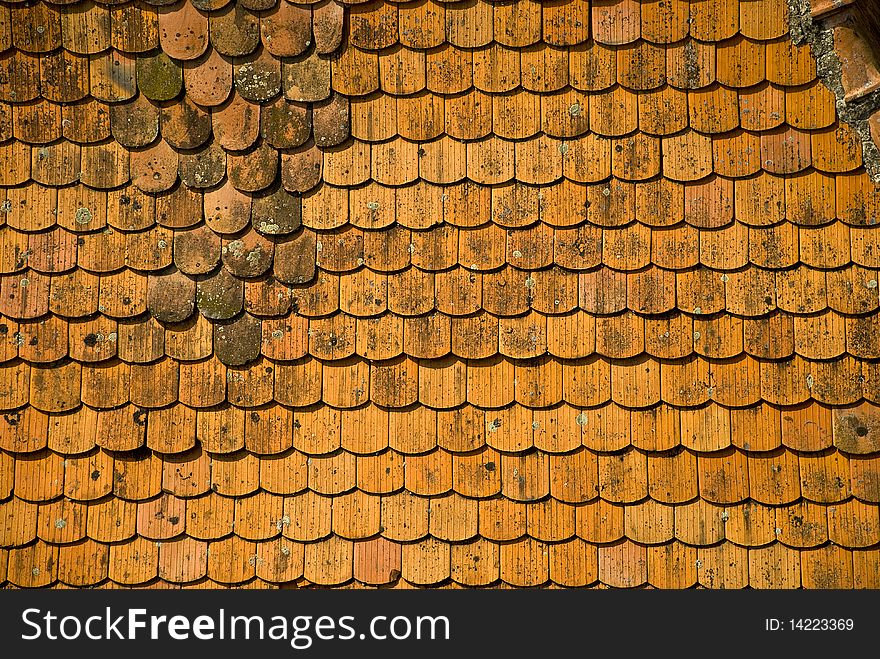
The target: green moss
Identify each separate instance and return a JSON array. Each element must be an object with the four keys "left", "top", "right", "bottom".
[
  {"left": 283, "top": 55, "right": 331, "bottom": 102},
  {"left": 137, "top": 53, "right": 182, "bottom": 101},
  {"left": 260, "top": 100, "right": 310, "bottom": 149}
]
